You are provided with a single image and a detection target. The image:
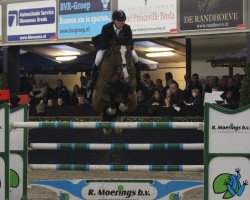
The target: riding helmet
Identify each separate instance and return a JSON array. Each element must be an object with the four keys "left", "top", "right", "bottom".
[{"left": 112, "top": 10, "right": 126, "bottom": 21}]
